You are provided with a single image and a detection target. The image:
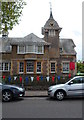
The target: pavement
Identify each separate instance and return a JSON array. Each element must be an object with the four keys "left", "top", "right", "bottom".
[{"left": 24, "top": 90, "right": 48, "bottom": 97}]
